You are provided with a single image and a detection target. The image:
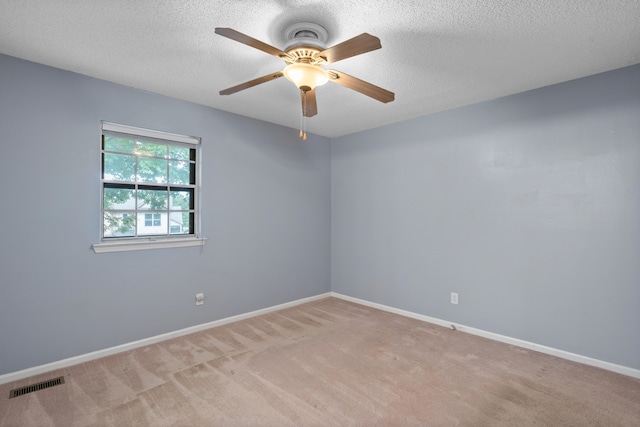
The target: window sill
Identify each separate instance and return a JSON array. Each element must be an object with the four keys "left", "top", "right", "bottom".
[{"left": 92, "top": 237, "right": 207, "bottom": 254}]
